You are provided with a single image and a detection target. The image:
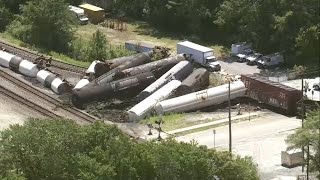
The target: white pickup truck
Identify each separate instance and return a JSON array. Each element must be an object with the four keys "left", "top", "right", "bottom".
[{"left": 177, "top": 41, "right": 221, "bottom": 71}]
